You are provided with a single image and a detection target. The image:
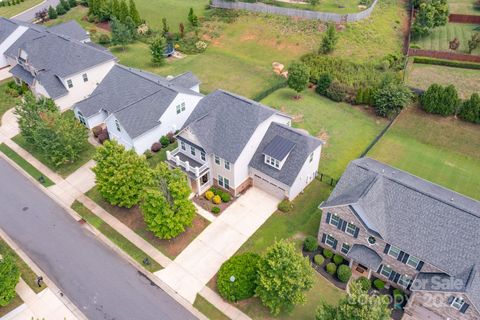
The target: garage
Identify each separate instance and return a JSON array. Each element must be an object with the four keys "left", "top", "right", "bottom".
[{"left": 253, "top": 174, "right": 286, "bottom": 199}]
